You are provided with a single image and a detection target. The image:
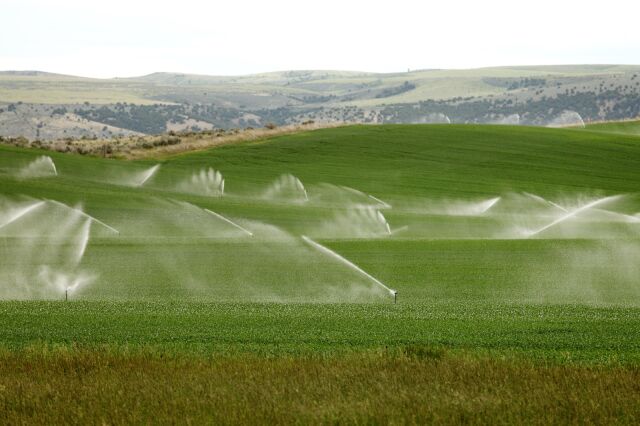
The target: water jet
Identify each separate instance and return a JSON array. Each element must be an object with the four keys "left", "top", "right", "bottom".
[
  {"left": 0, "top": 201, "right": 46, "bottom": 230},
  {"left": 137, "top": 164, "right": 161, "bottom": 187},
  {"left": 204, "top": 209, "right": 253, "bottom": 236},
  {"left": 46, "top": 200, "right": 120, "bottom": 234},
  {"left": 301, "top": 235, "right": 397, "bottom": 302},
  {"left": 526, "top": 195, "right": 621, "bottom": 237}
]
